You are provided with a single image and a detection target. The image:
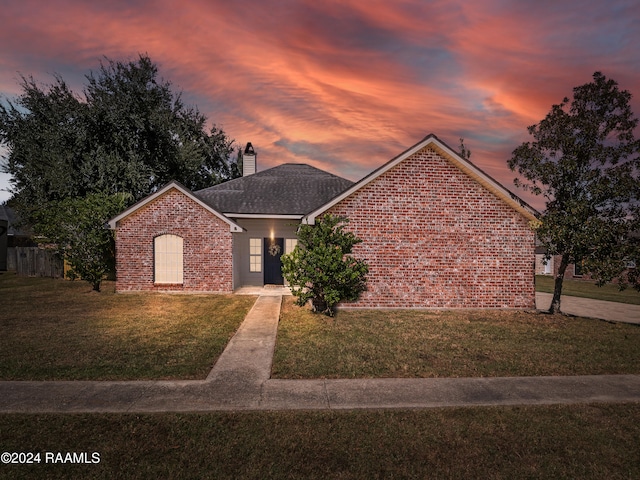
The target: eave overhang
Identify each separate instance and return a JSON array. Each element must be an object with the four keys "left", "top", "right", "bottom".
[
  {"left": 302, "top": 134, "right": 539, "bottom": 225},
  {"left": 107, "top": 181, "right": 244, "bottom": 233},
  {"left": 223, "top": 213, "right": 304, "bottom": 220}
]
